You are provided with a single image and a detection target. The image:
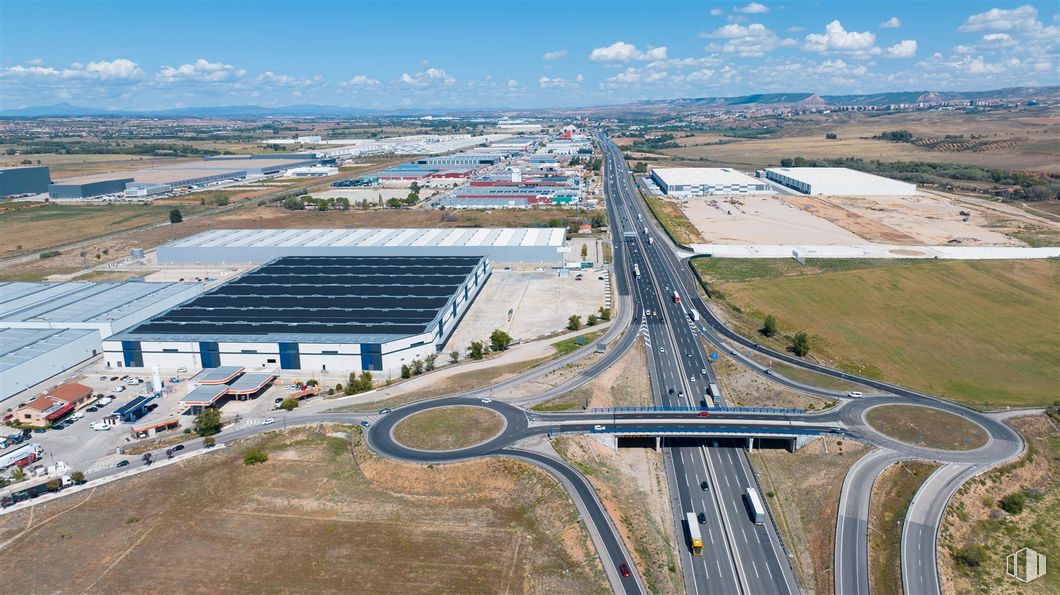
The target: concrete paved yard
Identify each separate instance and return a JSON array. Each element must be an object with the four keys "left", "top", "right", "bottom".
[{"left": 444, "top": 269, "right": 608, "bottom": 352}]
